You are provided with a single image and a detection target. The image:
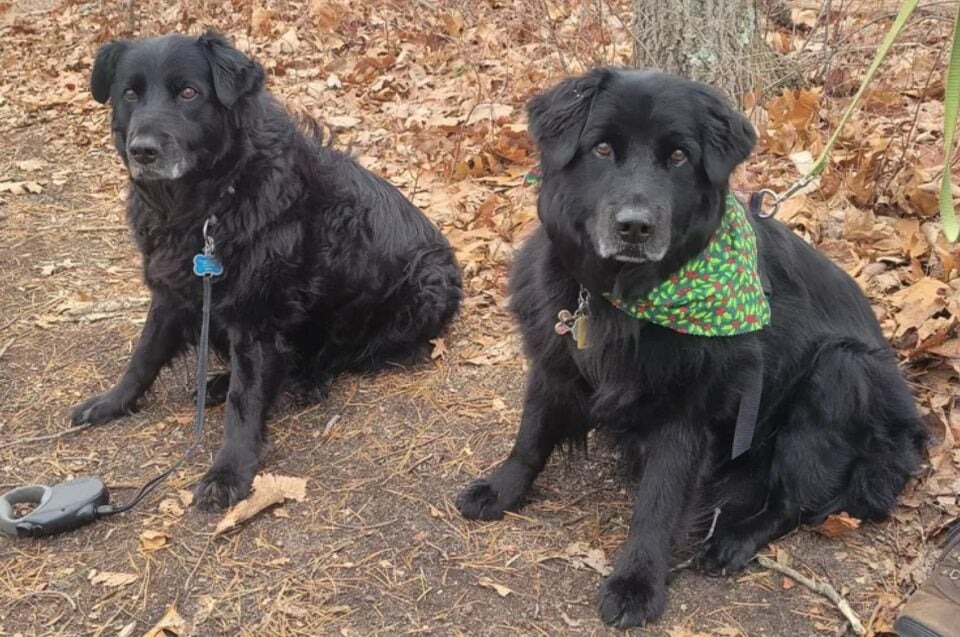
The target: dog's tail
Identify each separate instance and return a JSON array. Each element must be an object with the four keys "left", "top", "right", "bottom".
[{"left": 295, "top": 113, "right": 336, "bottom": 148}]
